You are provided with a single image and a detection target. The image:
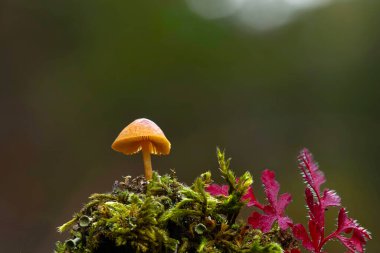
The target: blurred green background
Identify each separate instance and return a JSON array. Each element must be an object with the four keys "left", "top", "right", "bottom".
[{"left": 1, "top": 0, "right": 379, "bottom": 252}]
